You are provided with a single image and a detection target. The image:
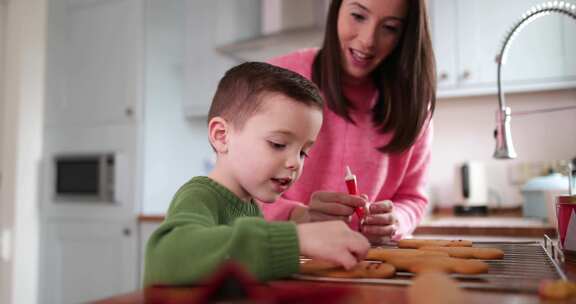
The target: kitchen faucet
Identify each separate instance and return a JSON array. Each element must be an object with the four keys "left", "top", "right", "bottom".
[{"left": 494, "top": 1, "right": 576, "bottom": 159}]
